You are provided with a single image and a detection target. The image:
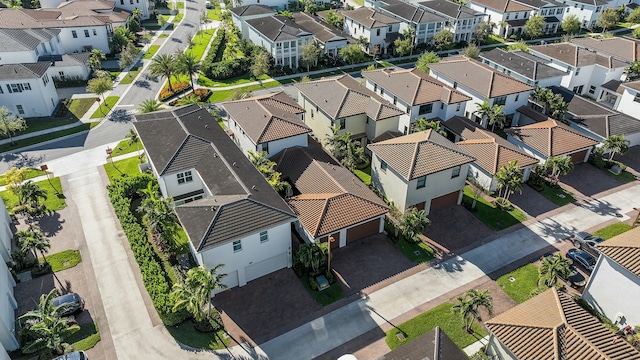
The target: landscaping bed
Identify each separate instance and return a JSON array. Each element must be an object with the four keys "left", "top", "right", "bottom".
[
  {"left": 41, "top": 249, "right": 82, "bottom": 272},
  {"left": 0, "top": 177, "right": 66, "bottom": 213},
  {"left": 496, "top": 263, "right": 539, "bottom": 304},
  {"left": 462, "top": 186, "right": 527, "bottom": 230}
]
